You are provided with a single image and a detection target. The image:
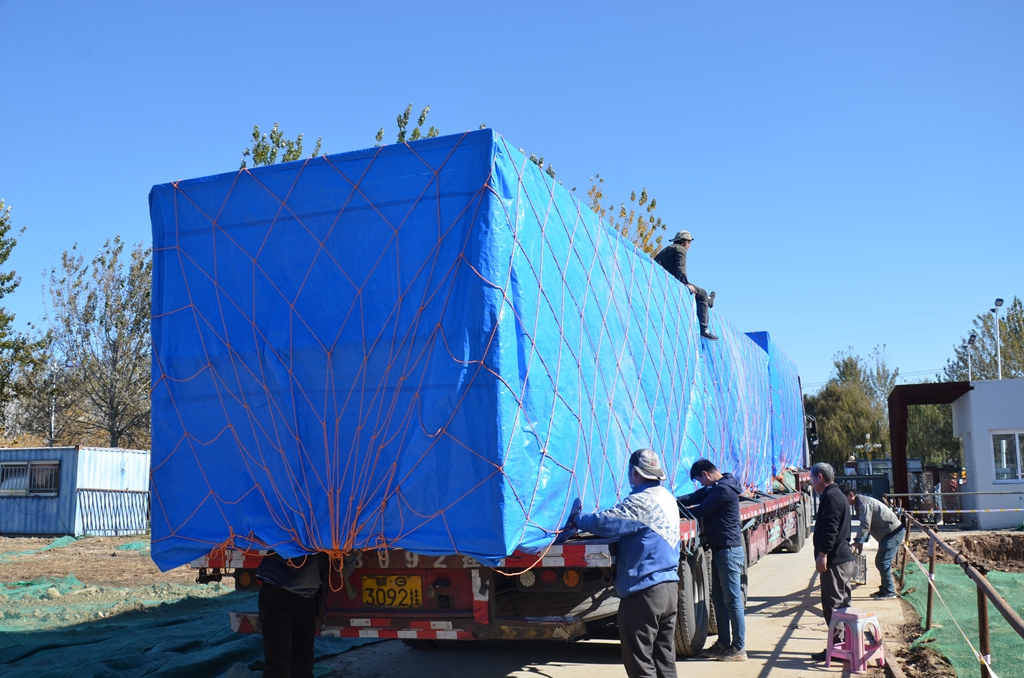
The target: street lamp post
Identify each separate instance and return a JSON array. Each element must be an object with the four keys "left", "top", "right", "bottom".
[
  {"left": 966, "top": 332, "right": 977, "bottom": 381},
  {"left": 992, "top": 298, "right": 1004, "bottom": 380},
  {"left": 854, "top": 433, "right": 884, "bottom": 474}
]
